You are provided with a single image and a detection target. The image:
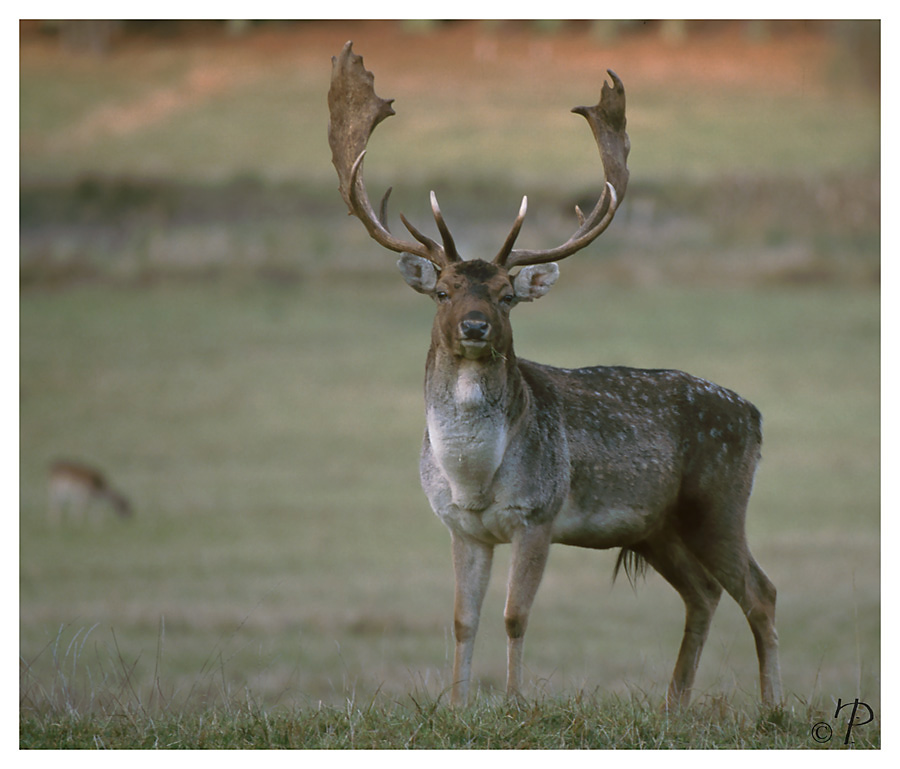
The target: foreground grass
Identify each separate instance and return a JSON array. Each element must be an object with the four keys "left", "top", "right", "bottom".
[{"left": 21, "top": 695, "right": 877, "bottom": 749}]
